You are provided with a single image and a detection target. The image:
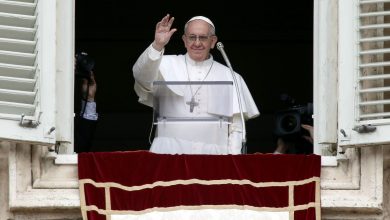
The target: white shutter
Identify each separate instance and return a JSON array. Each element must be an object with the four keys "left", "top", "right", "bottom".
[
  {"left": 313, "top": 0, "right": 338, "bottom": 157},
  {"left": 0, "top": 0, "right": 56, "bottom": 145},
  {"left": 339, "top": 0, "right": 390, "bottom": 147},
  {"left": 54, "top": 0, "right": 74, "bottom": 153}
]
